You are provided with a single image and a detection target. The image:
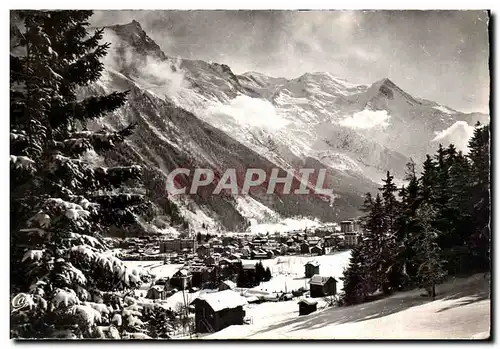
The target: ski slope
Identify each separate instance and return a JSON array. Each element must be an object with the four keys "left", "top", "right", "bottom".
[{"left": 205, "top": 273, "right": 490, "bottom": 340}]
